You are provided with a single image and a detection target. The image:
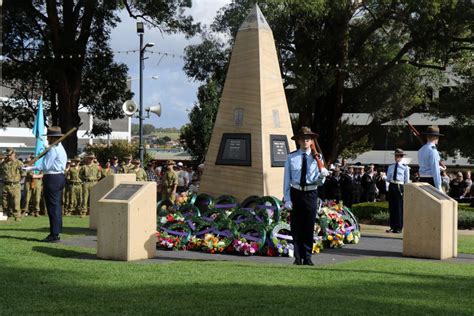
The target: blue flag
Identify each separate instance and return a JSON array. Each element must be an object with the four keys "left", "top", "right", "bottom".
[{"left": 32, "top": 96, "right": 46, "bottom": 168}]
